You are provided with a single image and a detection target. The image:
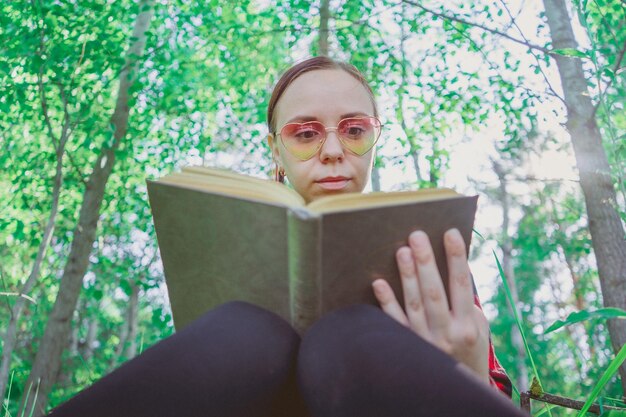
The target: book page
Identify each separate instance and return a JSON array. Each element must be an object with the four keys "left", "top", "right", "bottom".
[
  {"left": 307, "top": 188, "right": 460, "bottom": 214},
  {"left": 156, "top": 167, "right": 305, "bottom": 208}
]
